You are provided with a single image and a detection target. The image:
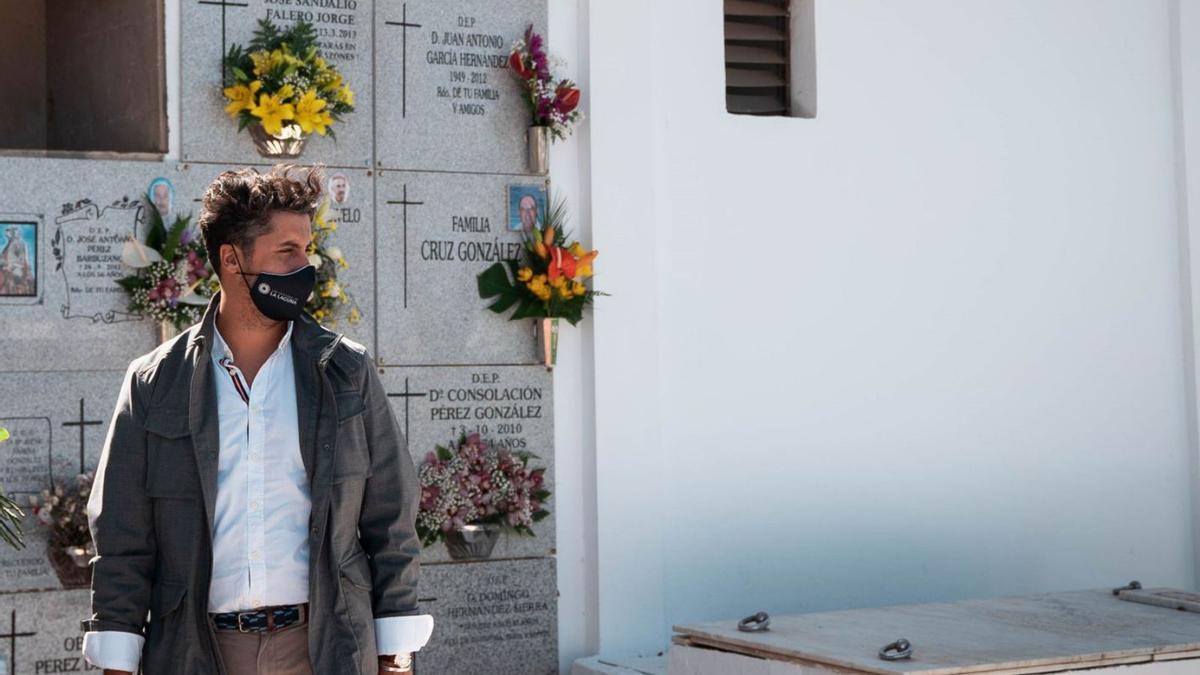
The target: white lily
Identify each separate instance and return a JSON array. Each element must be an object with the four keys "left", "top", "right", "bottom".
[
  {"left": 121, "top": 237, "right": 162, "bottom": 268},
  {"left": 178, "top": 281, "right": 210, "bottom": 306},
  {"left": 308, "top": 253, "right": 323, "bottom": 269}
]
